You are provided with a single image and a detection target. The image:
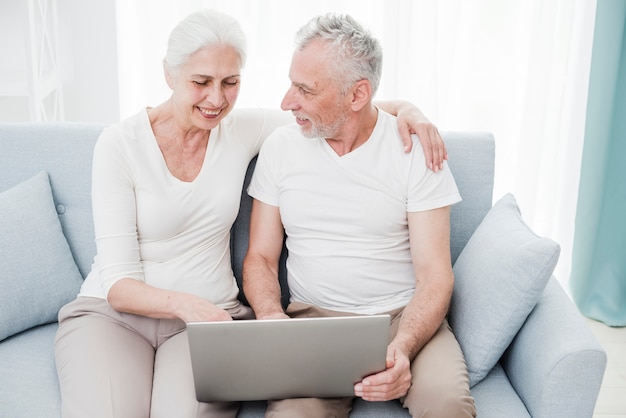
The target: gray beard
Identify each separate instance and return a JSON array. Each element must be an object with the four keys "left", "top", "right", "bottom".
[{"left": 302, "top": 112, "right": 348, "bottom": 139}]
